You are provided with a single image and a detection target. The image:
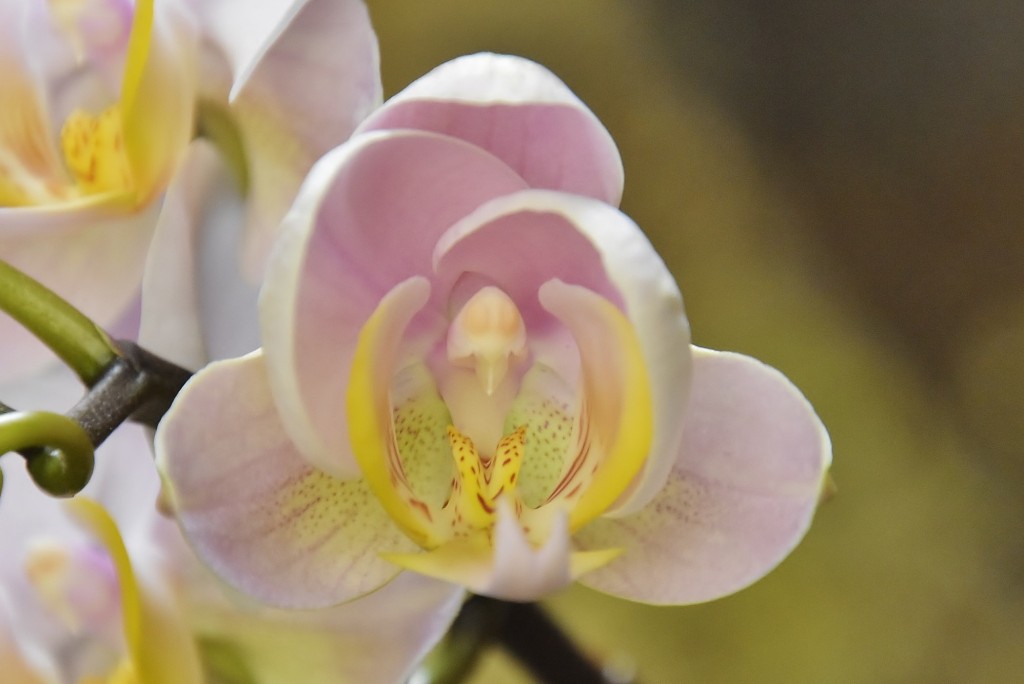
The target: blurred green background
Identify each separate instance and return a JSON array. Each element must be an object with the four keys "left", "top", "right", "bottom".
[{"left": 369, "top": 2, "right": 1024, "bottom": 682}]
